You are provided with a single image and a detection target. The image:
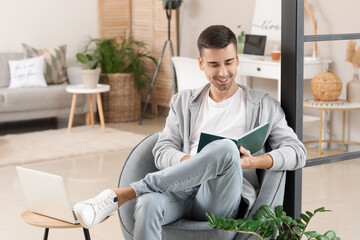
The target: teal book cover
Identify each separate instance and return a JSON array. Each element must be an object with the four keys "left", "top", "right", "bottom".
[{"left": 197, "top": 122, "right": 269, "bottom": 154}]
